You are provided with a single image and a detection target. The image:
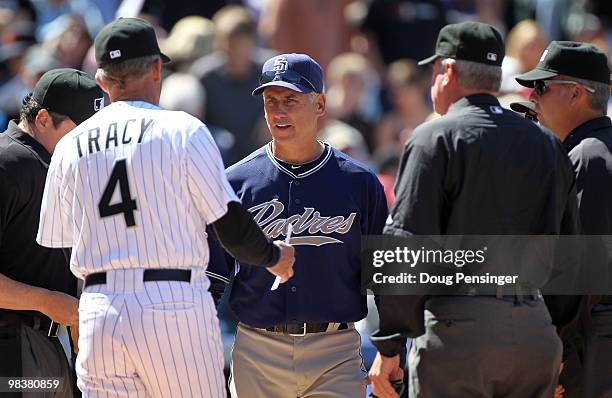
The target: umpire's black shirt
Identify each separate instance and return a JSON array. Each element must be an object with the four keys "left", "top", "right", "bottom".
[
  {"left": 373, "top": 94, "right": 580, "bottom": 356},
  {"left": 565, "top": 116, "right": 612, "bottom": 305},
  {"left": 0, "top": 120, "right": 76, "bottom": 296}
]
